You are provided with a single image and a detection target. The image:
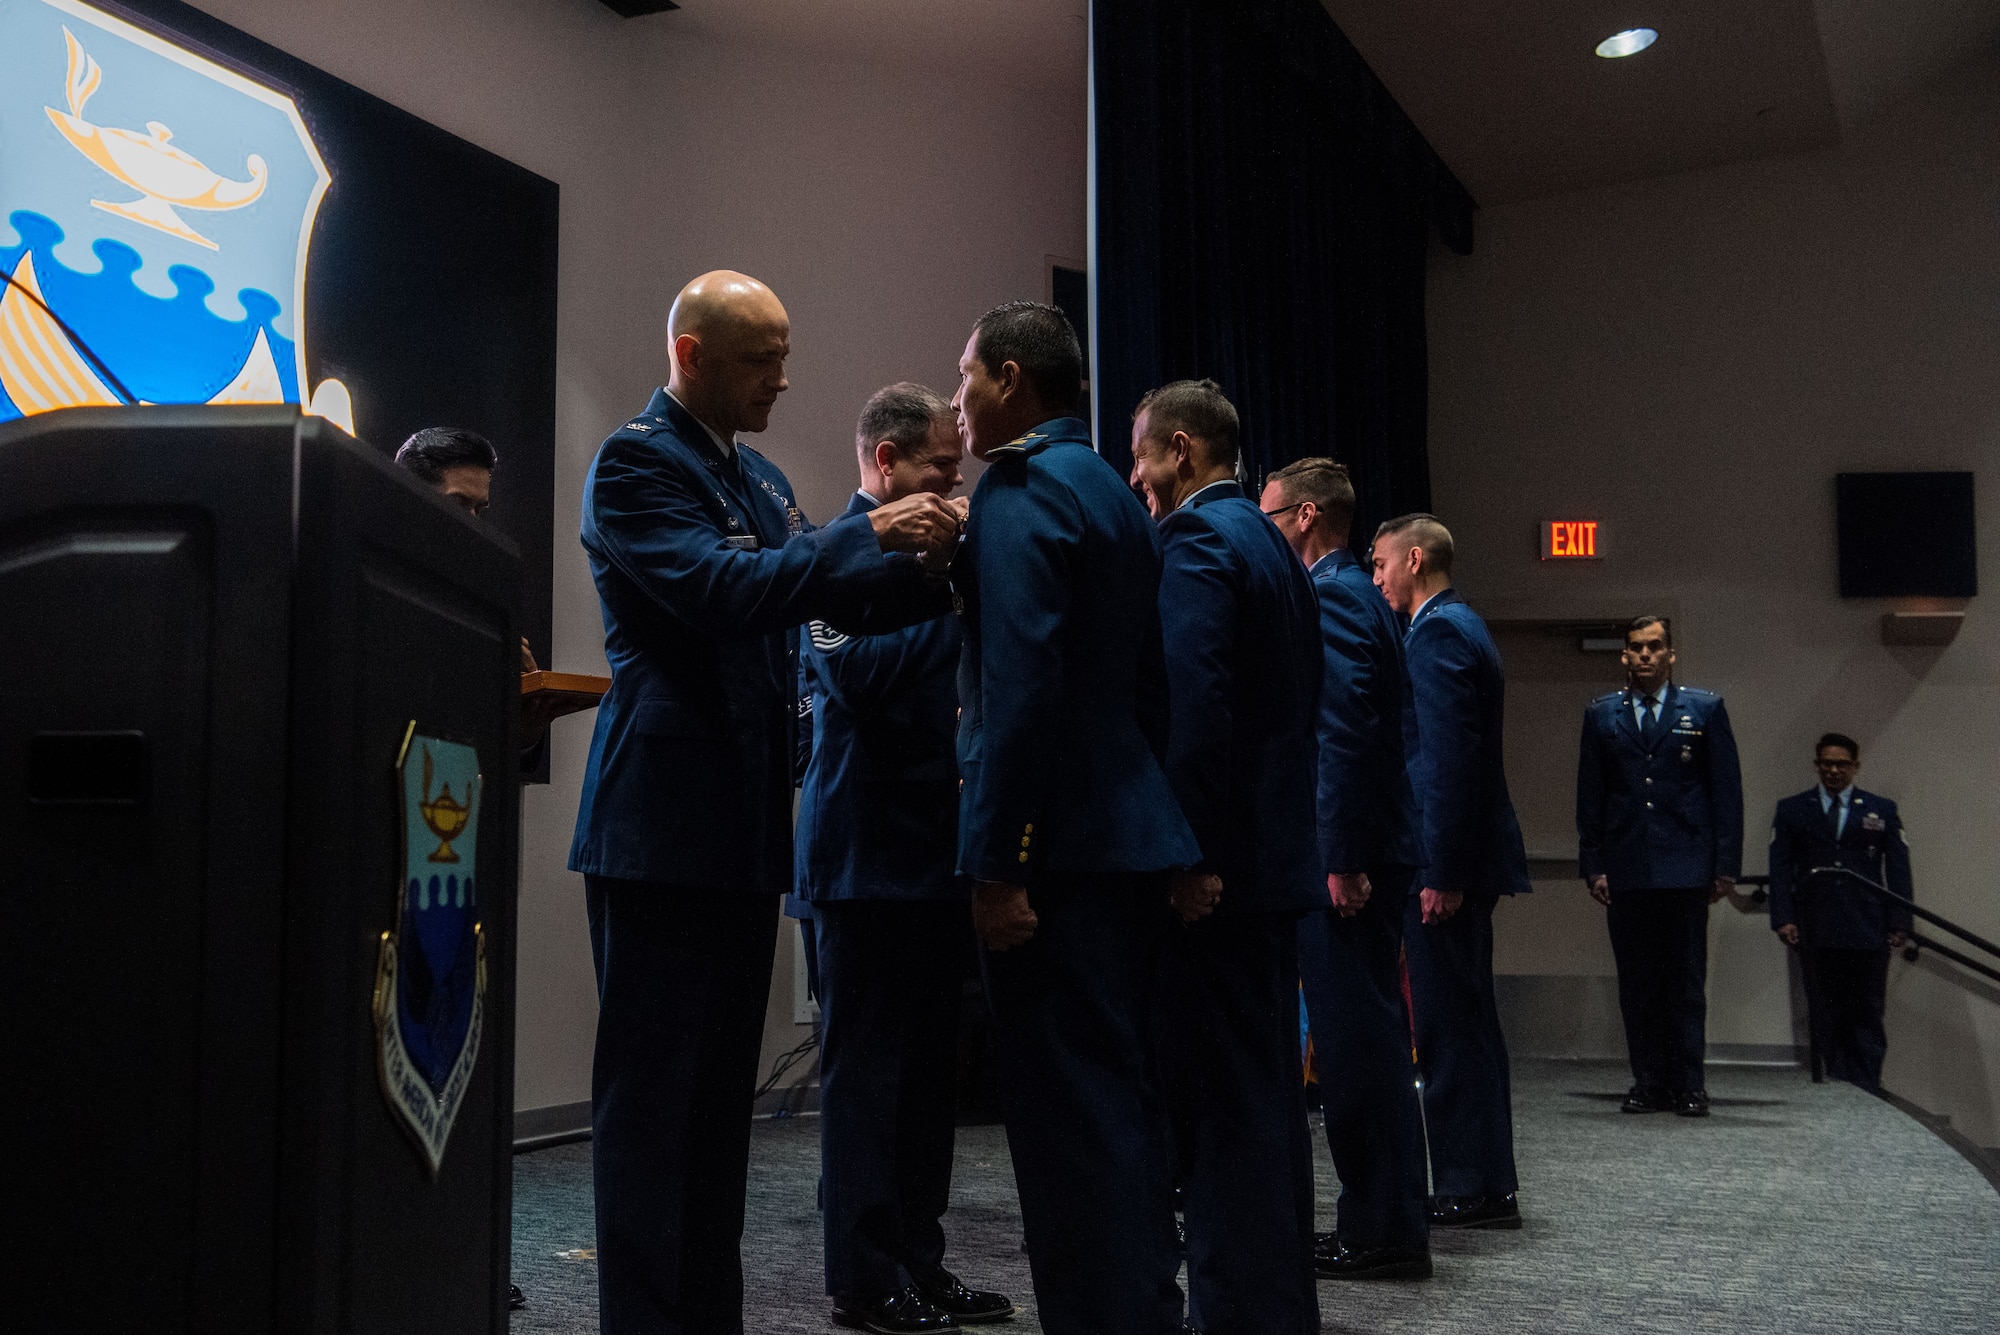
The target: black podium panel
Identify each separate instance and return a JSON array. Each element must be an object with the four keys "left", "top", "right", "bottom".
[{"left": 0, "top": 406, "right": 521, "bottom": 1334}]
